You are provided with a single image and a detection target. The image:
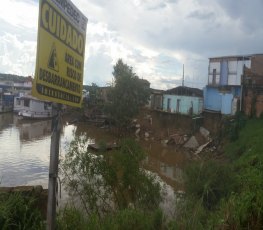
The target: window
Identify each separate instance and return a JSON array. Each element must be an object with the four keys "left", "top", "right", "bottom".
[
  {"left": 24, "top": 99, "right": 30, "bottom": 107},
  {"left": 212, "top": 69, "right": 216, "bottom": 85}
]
